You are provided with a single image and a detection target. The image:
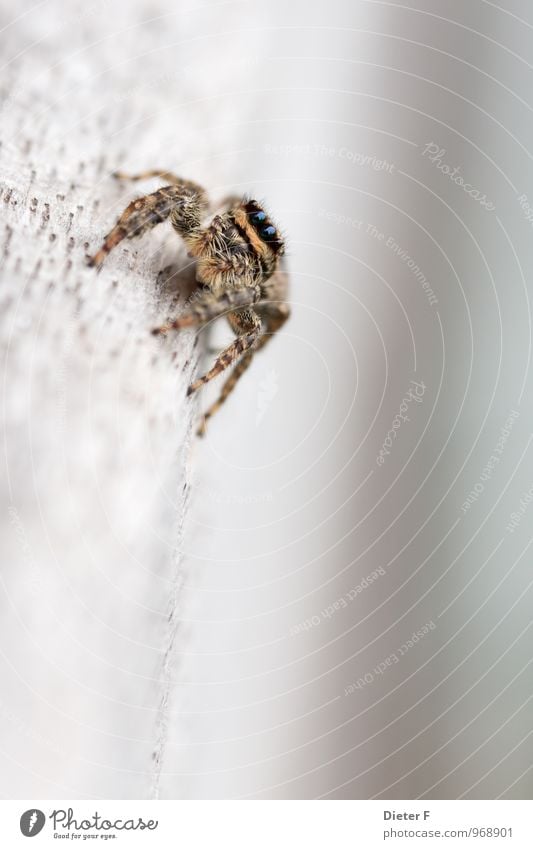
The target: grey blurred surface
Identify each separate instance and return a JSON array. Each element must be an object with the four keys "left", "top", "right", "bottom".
[{"left": 1, "top": 0, "right": 532, "bottom": 799}]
